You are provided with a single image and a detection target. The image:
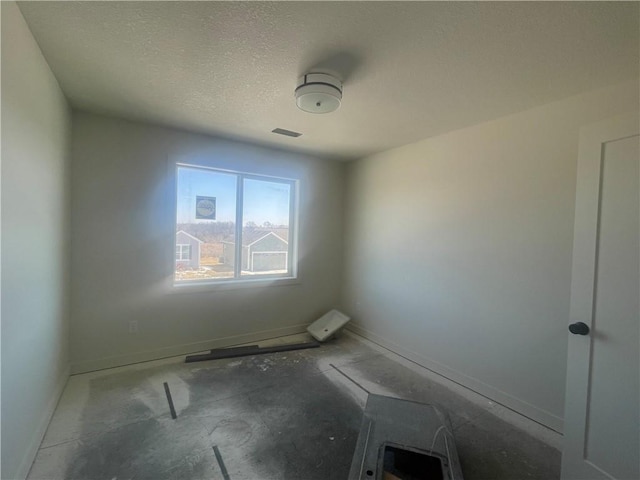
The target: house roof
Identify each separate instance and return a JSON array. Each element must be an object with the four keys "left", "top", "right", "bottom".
[
  {"left": 176, "top": 230, "right": 204, "bottom": 244},
  {"left": 247, "top": 231, "right": 288, "bottom": 248},
  {"left": 222, "top": 229, "right": 288, "bottom": 247}
]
